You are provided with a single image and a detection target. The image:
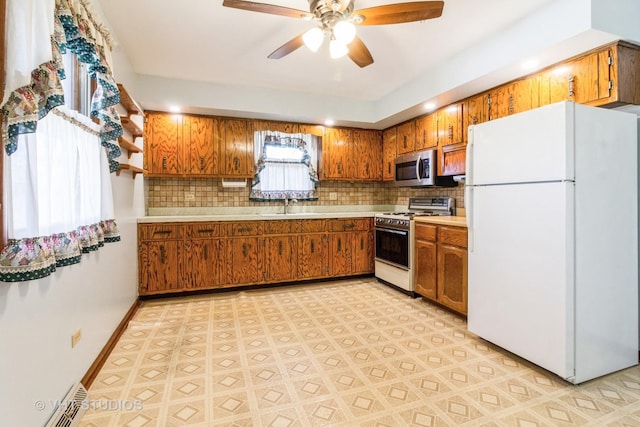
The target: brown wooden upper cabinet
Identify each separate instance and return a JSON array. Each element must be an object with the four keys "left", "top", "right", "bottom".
[
  {"left": 220, "top": 118, "right": 253, "bottom": 178},
  {"left": 382, "top": 127, "right": 397, "bottom": 181},
  {"left": 488, "top": 77, "right": 537, "bottom": 121},
  {"left": 145, "top": 112, "right": 219, "bottom": 177},
  {"left": 436, "top": 102, "right": 464, "bottom": 146},
  {"left": 320, "top": 127, "right": 352, "bottom": 180},
  {"left": 352, "top": 129, "right": 383, "bottom": 180},
  {"left": 145, "top": 112, "right": 252, "bottom": 178},
  {"left": 396, "top": 120, "right": 415, "bottom": 154},
  {"left": 414, "top": 114, "right": 437, "bottom": 151}
]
